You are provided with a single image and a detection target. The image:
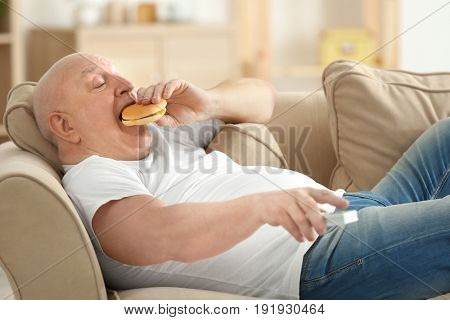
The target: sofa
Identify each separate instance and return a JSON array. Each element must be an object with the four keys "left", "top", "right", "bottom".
[{"left": 0, "top": 60, "right": 449, "bottom": 299}]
